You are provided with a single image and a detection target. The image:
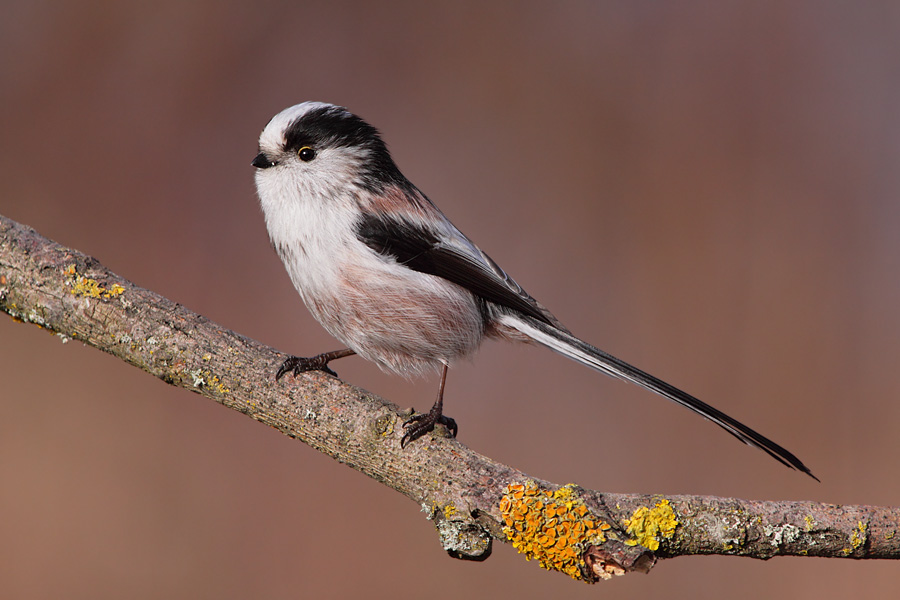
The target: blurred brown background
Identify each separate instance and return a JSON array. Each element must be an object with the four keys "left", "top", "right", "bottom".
[{"left": 2, "top": 1, "right": 898, "bottom": 598}]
